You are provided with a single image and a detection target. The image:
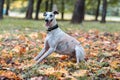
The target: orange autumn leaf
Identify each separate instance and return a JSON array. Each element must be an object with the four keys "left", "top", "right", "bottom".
[
  {"left": 51, "top": 72, "right": 63, "bottom": 78},
  {"left": 60, "top": 55, "right": 68, "bottom": 60},
  {"left": 94, "top": 30, "right": 99, "bottom": 35},
  {"left": 39, "top": 44, "right": 44, "bottom": 48},
  {"left": 12, "top": 45, "right": 27, "bottom": 56},
  {"left": 0, "top": 59, "right": 6, "bottom": 65},
  {"left": 20, "top": 46, "right": 26, "bottom": 54},
  {"left": 72, "top": 70, "right": 88, "bottom": 77},
  {"left": 40, "top": 32, "right": 46, "bottom": 39},
  {"left": 37, "top": 32, "right": 46, "bottom": 40},
  {"left": 117, "top": 43, "right": 120, "bottom": 51},
  {"left": 77, "top": 37, "right": 86, "bottom": 42},
  {"left": 18, "top": 35, "right": 26, "bottom": 40},
  {"left": 1, "top": 49, "right": 7, "bottom": 54},
  {"left": 0, "top": 29, "right": 120, "bottom": 79},
  {"left": 12, "top": 45, "right": 21, "bottom": 53},
  {"left": 30, "top": 76, "right": 44, "bottom": 80},
  {"left": 114, "top": 72, "right": 120, "bottom": 79},
  {"left": 29, "top": 32, "right": 38, "bottom": 39},
  {"left": 0, "top": 70, "right": 21, "bottom": 80},
  {"left": 110, "top": 60, "right": 120, "bottom": 69},
  {"left": 0, "top": 35, "right": 3, "bottom": 39},
  {"left": 1, "top": 53, "right": 12, "bottom": 59}
]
